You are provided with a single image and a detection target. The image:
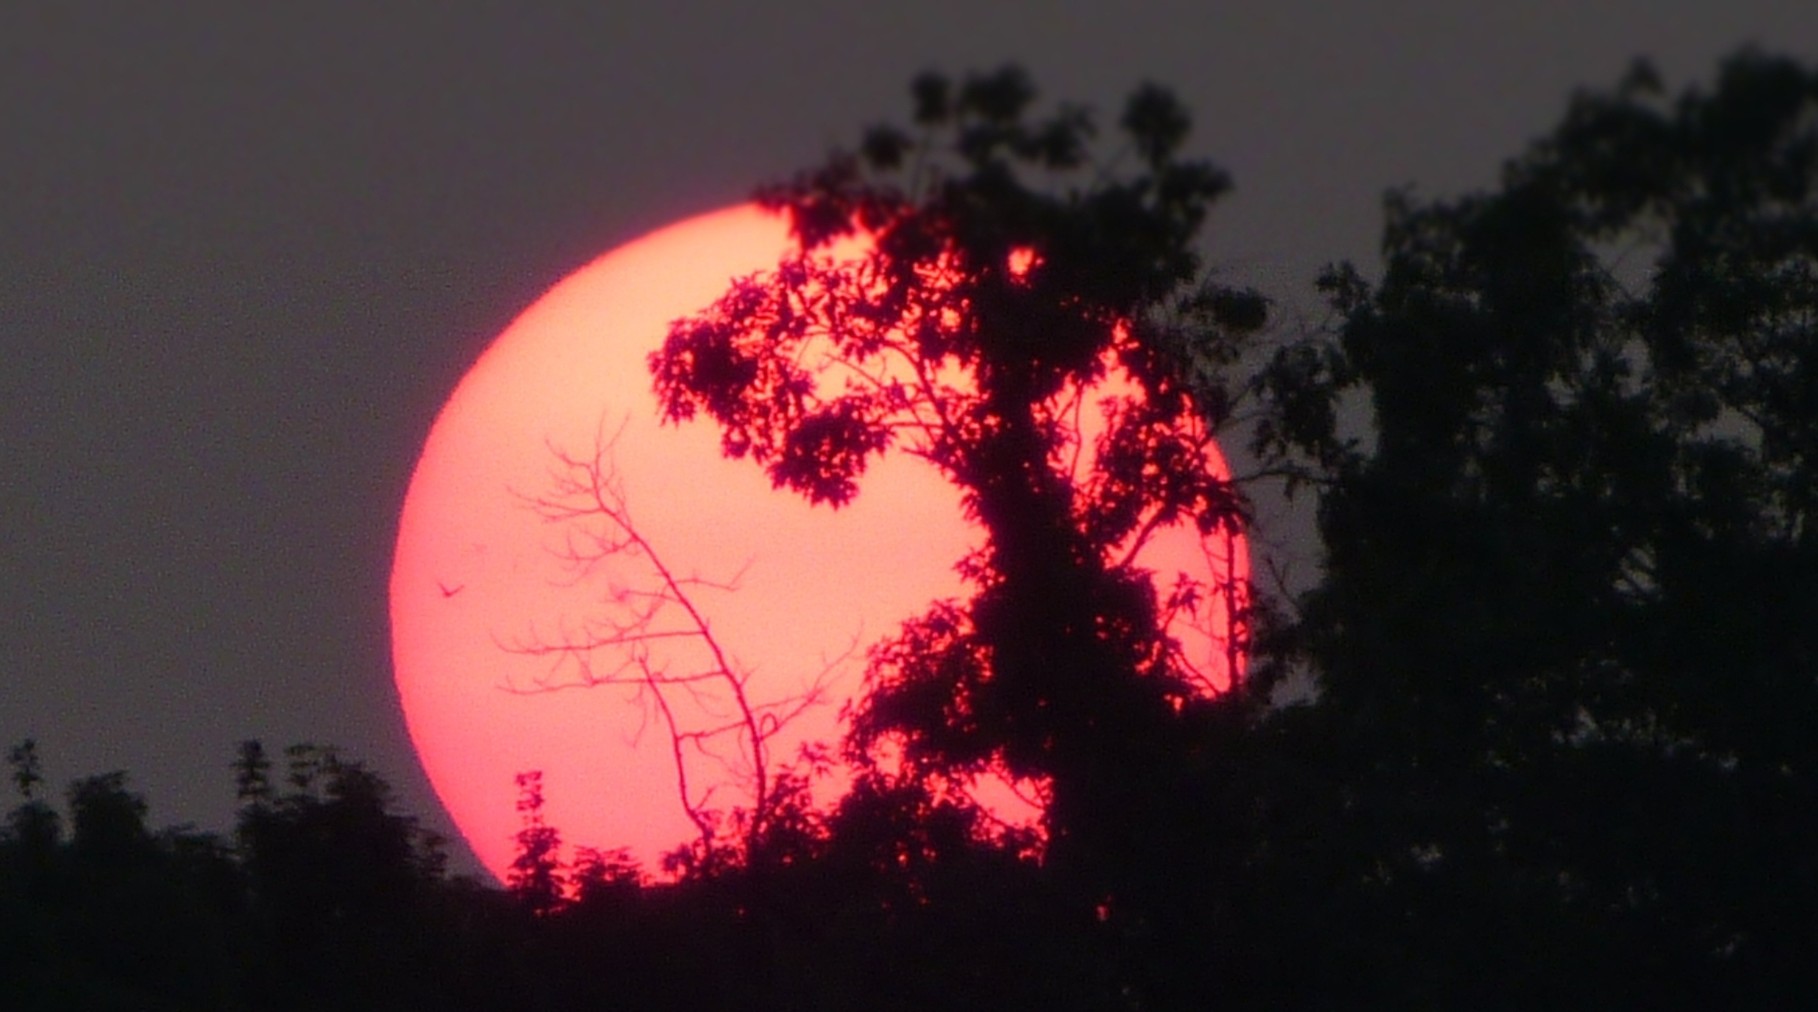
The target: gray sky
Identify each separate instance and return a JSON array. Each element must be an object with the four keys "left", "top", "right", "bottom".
[{"left": 3, "top": 2, "right": 1812, "bottom": 874}]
